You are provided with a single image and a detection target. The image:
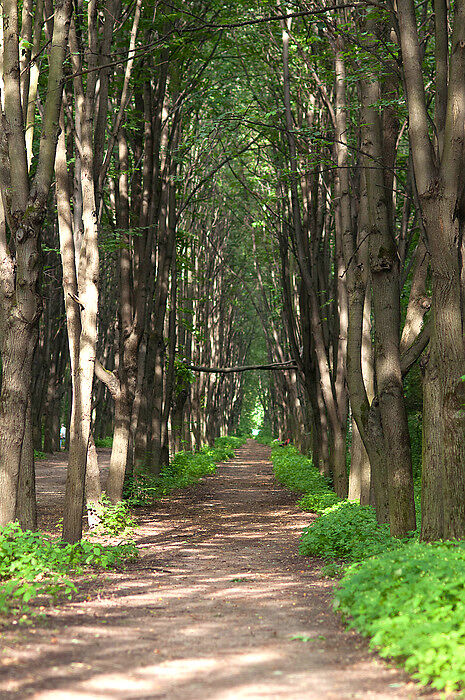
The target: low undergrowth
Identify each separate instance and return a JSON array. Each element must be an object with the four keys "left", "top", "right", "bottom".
[
  {"left": 125, "top": 435, "right": 244, "bottom": 506},
  {"left": 272, "top": 444, "right": 340, "bottom": 513},
  {"left": 299, "top": 501, "right": 400, "bottom": 561},
  {"left": 0, "top": 523, "right": 136, "bottom": 618},
  {"left": 255, "top": 427, "right": 274, "bottom": 445},
  {"left": 335, "top": 541, "right": 465, "bottom": 692},
  {"left": 88, "top": 494, "right": 135, "bottom": 536},
  {"left": 271, "top": 443, "right": 465, "bottom": 694},
  {"left": 95, "top": 436, "right": 113, "bottom": 448}
]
